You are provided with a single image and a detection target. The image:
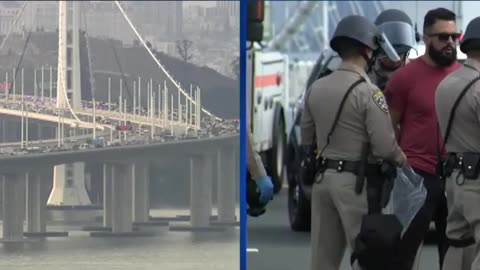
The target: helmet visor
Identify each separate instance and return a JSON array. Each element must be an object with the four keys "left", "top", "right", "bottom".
[
  {"left": 378, "top": 21, "right": 417, "bottom": 53},
  {"left": 376, "top": 32, "right": 401, "bottom": 62}
]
